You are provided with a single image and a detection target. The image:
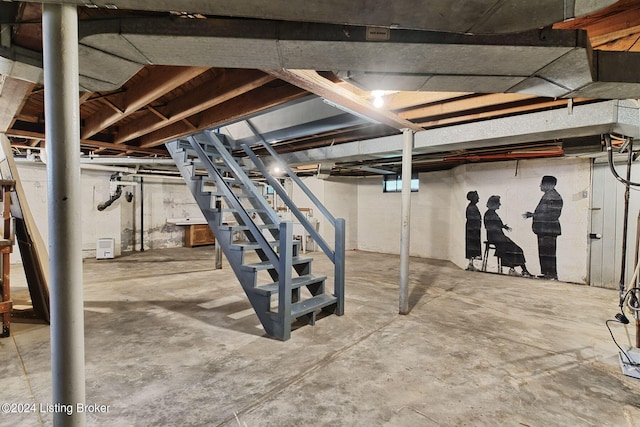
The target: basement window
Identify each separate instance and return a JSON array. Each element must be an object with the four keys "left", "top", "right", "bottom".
[{"left": 383, "top": 173, "right": 419, "bottom": 193}]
